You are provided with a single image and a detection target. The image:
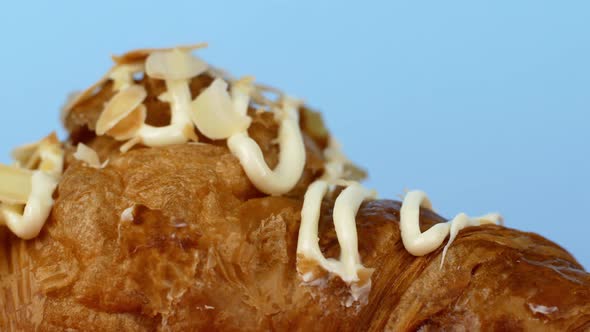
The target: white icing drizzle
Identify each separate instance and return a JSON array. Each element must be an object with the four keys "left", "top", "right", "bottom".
[
  {"left": 297, "top": 180, "right": 330, "bottom": 275},
  {"left": 56, "top": 45, "right": 505, "bottom": 303},
  {"left": 227, "top": 98, "right": 306, "bottom": 196},
  {"left": 400, "top": 191, "right": 451, "bottom": 256},
  {"left": 93, "top": 47, "right": 307, "bottom": 195},
  {"left": 333, "top": 182, "right": 377, "bottom": 282},
  {"left": 297, "top": 179, "right": 376, "bottom": 300},
  {"left": 1, "top": 171, "right": 59, "bottom": 239},
  {"left": 0, "top": 136, "right": 64, "bottom": 239},
  {"left": 133, "top": 49, "right": 208, "bottom": 148},
  {"left": 191, "top": 74, "right": 306, "bottom": 196},
  {"left": 401, "top": 190, "right": 502, "bottom": 266},
  {"left": 136, "top": 79, "right": 195, "bottom": 147}
]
